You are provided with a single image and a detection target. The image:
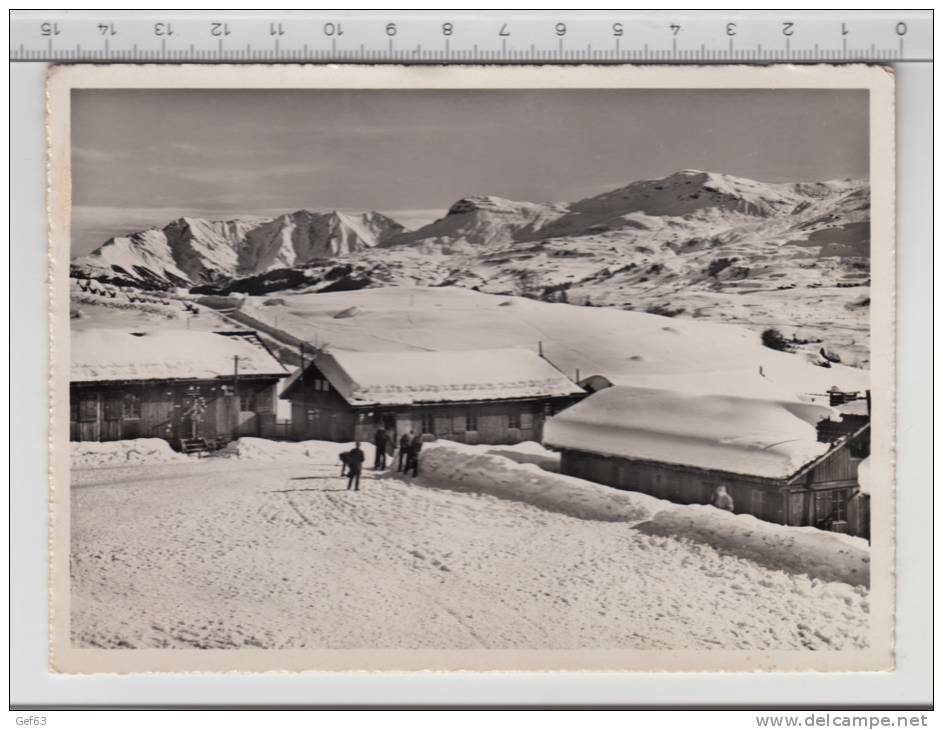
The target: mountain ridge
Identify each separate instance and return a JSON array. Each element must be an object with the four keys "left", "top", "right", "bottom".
[
  {"left": 71, "top": 169, "right": 872, "bottom": 364},
  {"left": 73, "top": 209, "right": 406, "bottom": 288}
]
